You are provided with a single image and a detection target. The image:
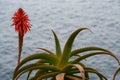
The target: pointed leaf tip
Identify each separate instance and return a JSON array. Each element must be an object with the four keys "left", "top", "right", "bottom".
[{"left": 52, "top": 30, "right": 62, "bottom": 57}]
